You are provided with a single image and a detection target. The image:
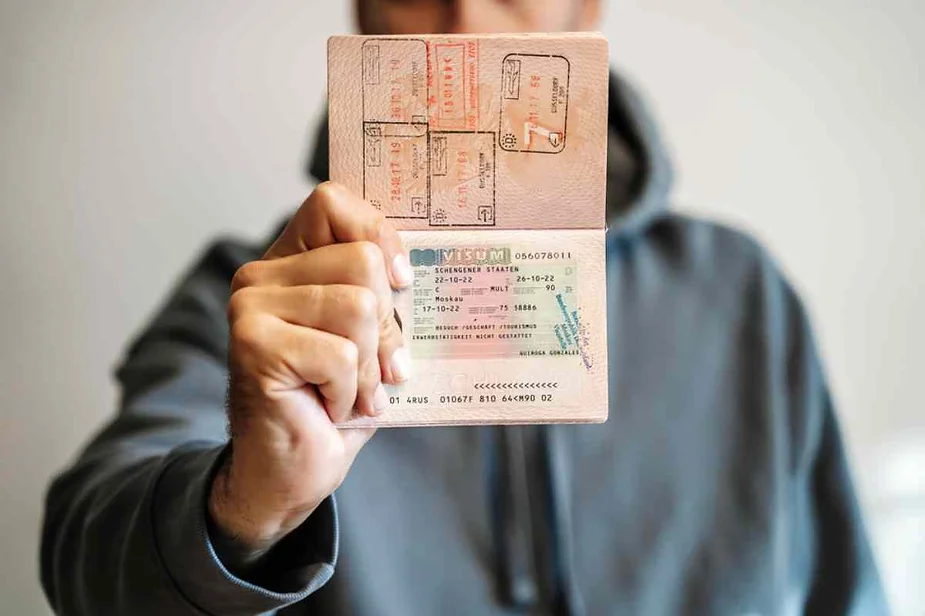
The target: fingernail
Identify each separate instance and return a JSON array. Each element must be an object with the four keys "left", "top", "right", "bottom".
[
  {"left": 390, "top": 347, "right": 412, "bottom": 382},
  {"left": 373, "top": 383, "right": 390, "bottom": 413},
  {"left": 392, "top": 254, "right": 413, "bottom": 287}
]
